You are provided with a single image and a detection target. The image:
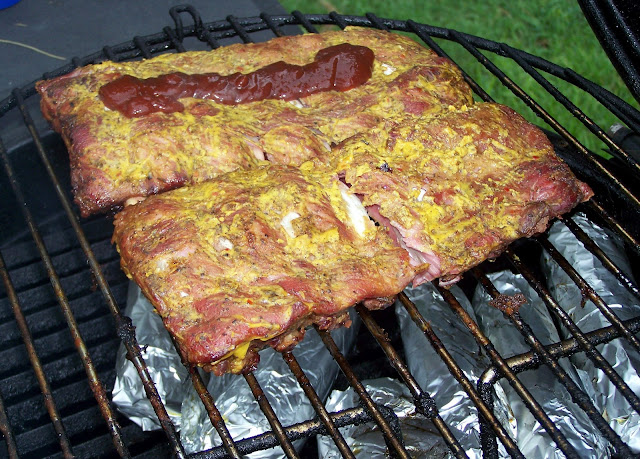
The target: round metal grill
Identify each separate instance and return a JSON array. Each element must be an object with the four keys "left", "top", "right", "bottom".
[{"left": 1, "top": 7, "right": 639, "bottom": 458}]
